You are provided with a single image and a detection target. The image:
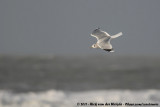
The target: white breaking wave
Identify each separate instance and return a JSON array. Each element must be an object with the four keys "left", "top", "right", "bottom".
[{"left": 0, "top": 90, "right": 159, "bottom": 107}]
